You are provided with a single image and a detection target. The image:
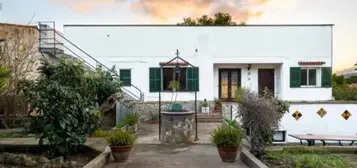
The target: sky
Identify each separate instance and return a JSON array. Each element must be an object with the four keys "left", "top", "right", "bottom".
[{"left": 0, "top": 0, "right": 356, "bottom": 72}]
